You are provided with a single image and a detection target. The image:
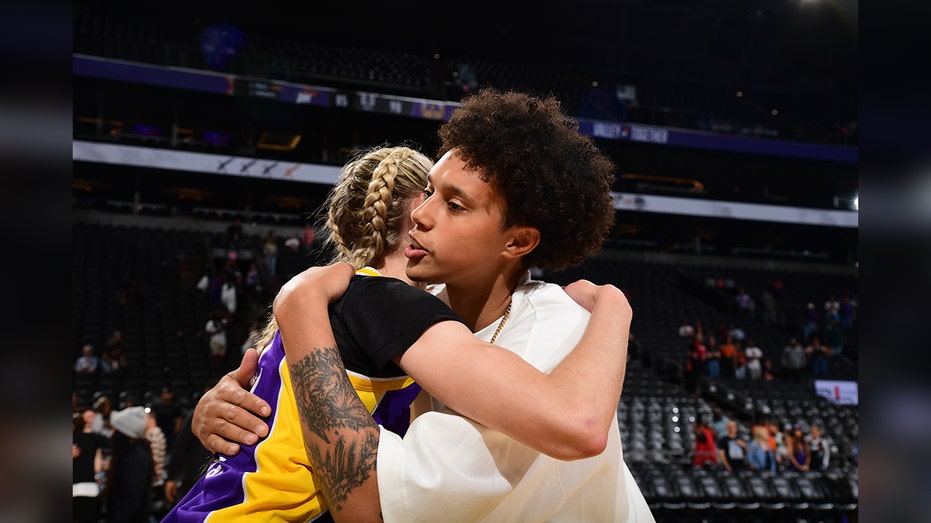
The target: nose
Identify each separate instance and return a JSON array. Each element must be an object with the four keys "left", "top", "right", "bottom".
[{"left": 410, "top": 192, "right": 433, "bottom": 230}]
